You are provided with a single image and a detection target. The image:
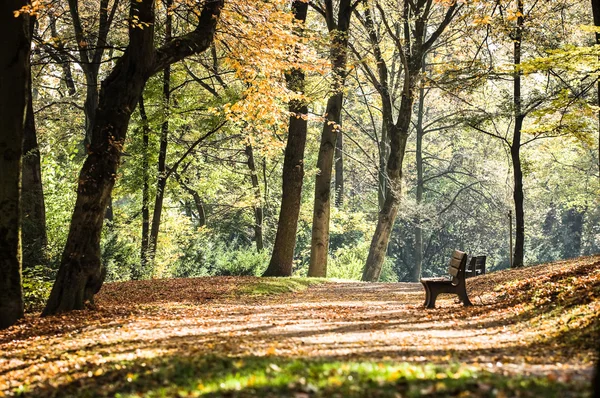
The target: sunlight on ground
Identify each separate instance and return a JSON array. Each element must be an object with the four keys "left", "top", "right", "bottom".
[{"left": 1, "top": 256, "right": 599, "bottom": 397}]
